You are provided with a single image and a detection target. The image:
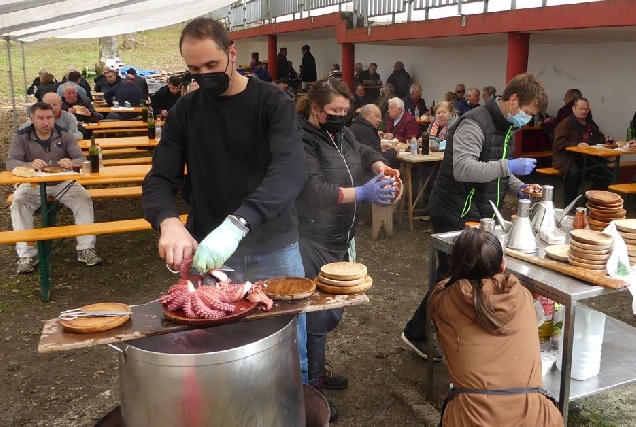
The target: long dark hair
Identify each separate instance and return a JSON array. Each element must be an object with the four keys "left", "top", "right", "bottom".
[
  {"left": 296, "top": 78, "right": 352, "bottom": 119},
  {"left": 445, "top": 227, "right": 509, "bottom": 335}
]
